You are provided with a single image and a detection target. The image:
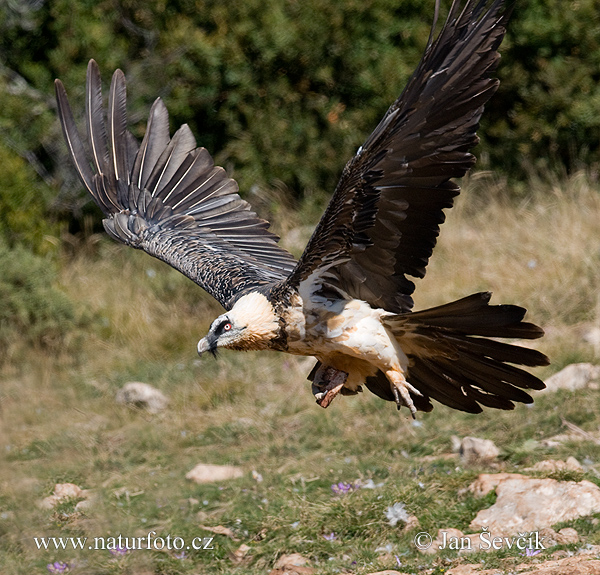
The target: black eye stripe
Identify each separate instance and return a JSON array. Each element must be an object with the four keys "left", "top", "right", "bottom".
[{"left": 214, "top": 319, "right": 232, "bottom": 336}]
